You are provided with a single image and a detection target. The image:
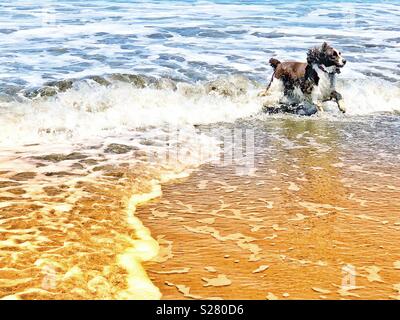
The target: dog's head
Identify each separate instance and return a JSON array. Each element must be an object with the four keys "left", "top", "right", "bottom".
[{"left": 307, "top": 42, "right": 346, "bottom": 70}]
